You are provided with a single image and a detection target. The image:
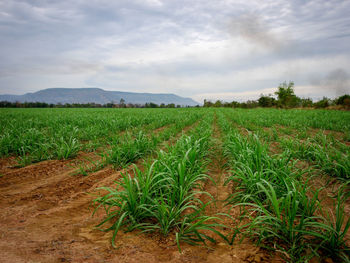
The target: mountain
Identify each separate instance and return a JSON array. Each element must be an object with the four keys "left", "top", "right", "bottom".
[{"left": 0, "top": 88, "right": 199, "bottom": 106}]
